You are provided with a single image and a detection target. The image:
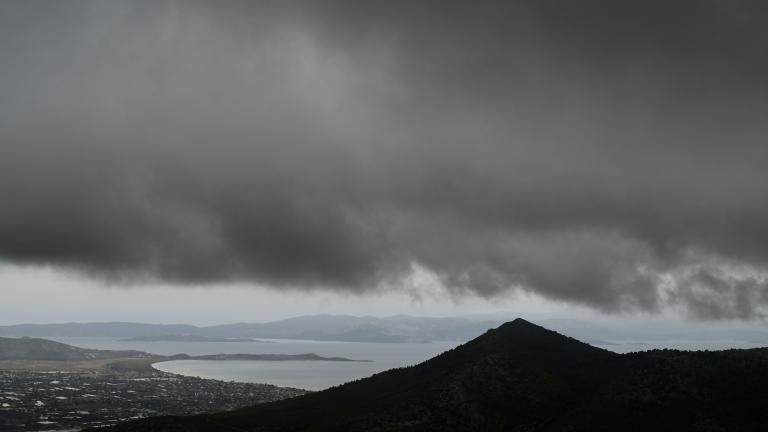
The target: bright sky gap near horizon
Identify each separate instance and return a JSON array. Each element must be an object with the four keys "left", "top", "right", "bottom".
[{"left": 1, "top": 1, "right": 768, "bottom": 325}]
